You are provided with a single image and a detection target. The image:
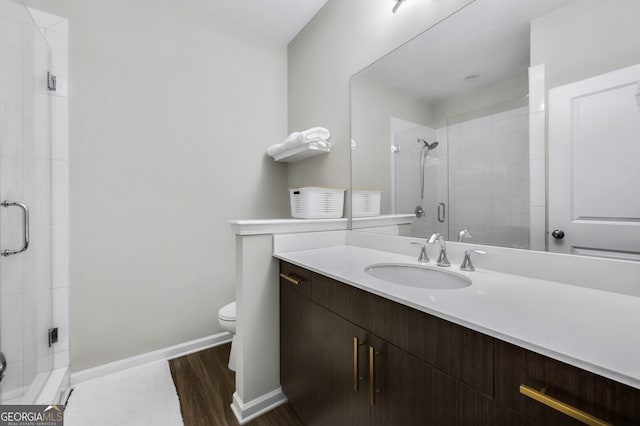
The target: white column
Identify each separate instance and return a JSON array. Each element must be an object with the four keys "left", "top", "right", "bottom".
[
  {"left": 231, "top": 233, "right": 285, "bottom": 424},
  {"left": 228, "top": 218, "right": 348, "bottom": 424}
]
